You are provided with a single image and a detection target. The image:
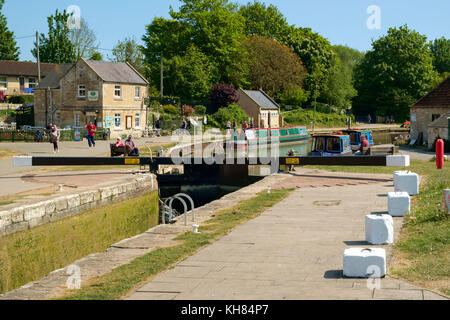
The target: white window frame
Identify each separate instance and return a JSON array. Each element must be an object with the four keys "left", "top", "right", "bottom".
[
  {"left": 78, "top": 85, "right": 86, "bottom": 98},
  {"left": 135, "top": 86, "right": 141, "bottom": 99},
  {"left": 114, "top": 86, "right": 122, "bottom": 99},
  {"left": 28, "top": 77, "right": 37, "bottom": 89},
  {"left": 74, "top": 113, "right": 81, "bottom": 127},
  {"left": 135, "top": 113, "right": 140, "bottom": 129},
  {"left": 114, "top": 113, "right": 122, "bottom": 129},
  {"left": 0, "top": 76, "right": 7, "bottom": 88}
]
